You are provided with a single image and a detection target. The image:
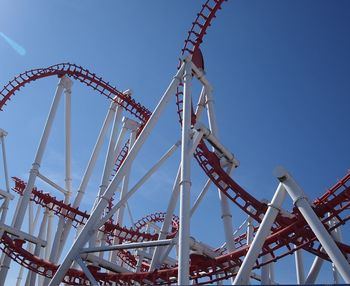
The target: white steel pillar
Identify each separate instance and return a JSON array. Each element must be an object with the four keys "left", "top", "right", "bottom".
[
  {"left": 0, "top": 129, "right": 10, "bottom": 193},
  {"left": 115, "top": 121, "right": 138, "bottom": 226},
  {"left": 330, "top": 216, "right": 342, "bottom": 284},
  {"left": 294, "top": 247, "right": 305, "bottom": 284},
  {"left": 246, "top": 213, "right": 254, "bottom": 245},
  {"left": 49, "top": 77, "right": 73, "bottom": 265},
  {"left": 190, "top": 178, "right": 211, "bottom": 217},
  {"left": 233, "top": 183, "right": 287, "bottom": 285},
  {"left": 178, "top": 60, "right": 193, "bottom": 285},
  {"left": 56, "top": 98, "right": 118, "bottom": 262},
  {"left": 109, "top": 125, "right": 137, "bottom": 263},
  {"left": 49, "top": 61, "right": 186, "bottom": 286},
  {"left": 261, "top": 254, "right": 273, "bottom": 285},
  {"left": 305, "top": 255, "right": 324, "bottom": 284},
  {"left": 0, "top": 76, "right": 69, "bottom": 284},
  {"left": 277, "top": 167, "right": 350, "bottom": 283},
  {"left": 150, "top": 166, "right": 181, "bottom": 270},
  {"left": 150, "top": 84, "right": 207, "bottom": 271},
  {"left": 206, "top": 88, "right": 237, "bottom": 264},
  {"left": 95, "top": 99, "right": 122, "bottom": 208}
]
